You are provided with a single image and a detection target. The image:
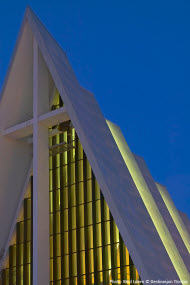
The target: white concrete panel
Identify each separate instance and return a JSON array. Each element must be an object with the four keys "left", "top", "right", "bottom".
[
  {"left": 38, "top": 49, "right": 50, "bottom": 115},
  {"left": 25, "top": 8, "right": 180, "bottom": 280},
  {"left": 0, "top": 22, "right": 33, "bottom": 129},
  {"left": 156, "top": 183, "right": 190, "bottom": 255},
  {"left": 3, "top": 162, "right": 32, "bottom": 264},
  {"left": 179, "top": 211, "right": 190, "bottom": 237},
  {"left": 0, "top": 135, "right": 32, "bottom": 252},
  {"left": 133, "top": 153, "right": 190, "bottom": 272},
  {"left": 107, "top": 121, "right": 190, "bottom": 281}
]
